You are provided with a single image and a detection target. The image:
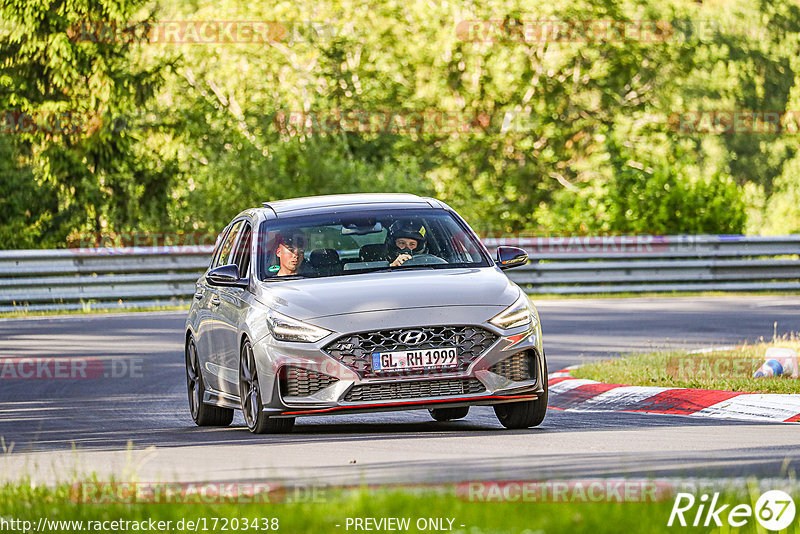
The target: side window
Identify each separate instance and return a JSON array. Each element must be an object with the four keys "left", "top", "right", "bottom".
[
  {"left": 232, "top": 223, "right": 252, "bottom": 278},
  {"left": 212, "top": 220, "right": 243, "bottom": 269},
  {"left": 209, "top": 226, "right": 230, "bottom": 268}
]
